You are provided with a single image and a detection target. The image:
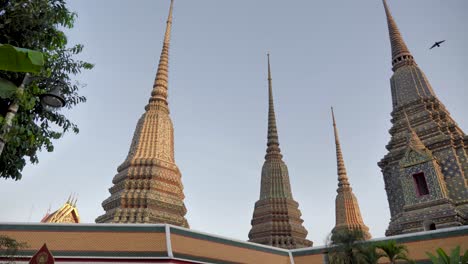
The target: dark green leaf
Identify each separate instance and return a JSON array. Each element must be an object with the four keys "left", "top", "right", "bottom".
[{"left": 0, "top": 77, "right": 18, "bottom": 98}]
